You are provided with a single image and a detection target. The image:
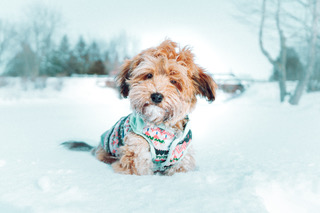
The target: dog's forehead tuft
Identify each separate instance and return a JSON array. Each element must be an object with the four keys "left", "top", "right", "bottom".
[
  {"left": 156, "top": 39, "right": 178, "bottom": 58},
  {"left": 134, "top": 55, "right": 190, "bottom": 76},
  {"left": 128, "top": 40, "right": 203, "bottom": 83}
]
